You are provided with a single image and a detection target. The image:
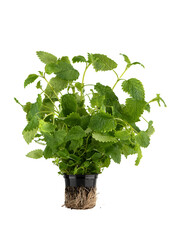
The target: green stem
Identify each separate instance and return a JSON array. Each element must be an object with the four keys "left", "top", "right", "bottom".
[
  {"left": 40, "top": 87, "right": 59, "bottom": 113},
  {"left": 81, "top": 63, "right": 91, "bottom": 97},
  {"left": 41, "top": 74, "right": 58, "bottom": 100},
  {"left": 115, "top": 118, "right": 138, "bottom": 134},
  {"left": 112, "top": 67, "right": 128, "bottom": 90},
  {"left": 141, "top": 116, "right": 149, "bottom": 123}
]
